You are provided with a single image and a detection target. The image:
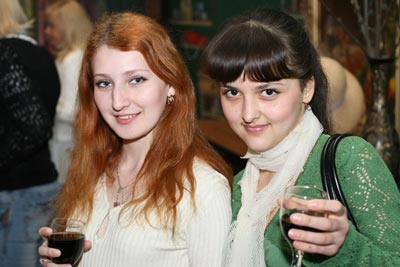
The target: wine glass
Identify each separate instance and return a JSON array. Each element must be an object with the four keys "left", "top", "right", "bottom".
[
  {"left": 279, "top": 185, "right": 328, "bottom": 267},
  {"left": 48, "top": 218, "right": 85, "bottom": 265}
]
